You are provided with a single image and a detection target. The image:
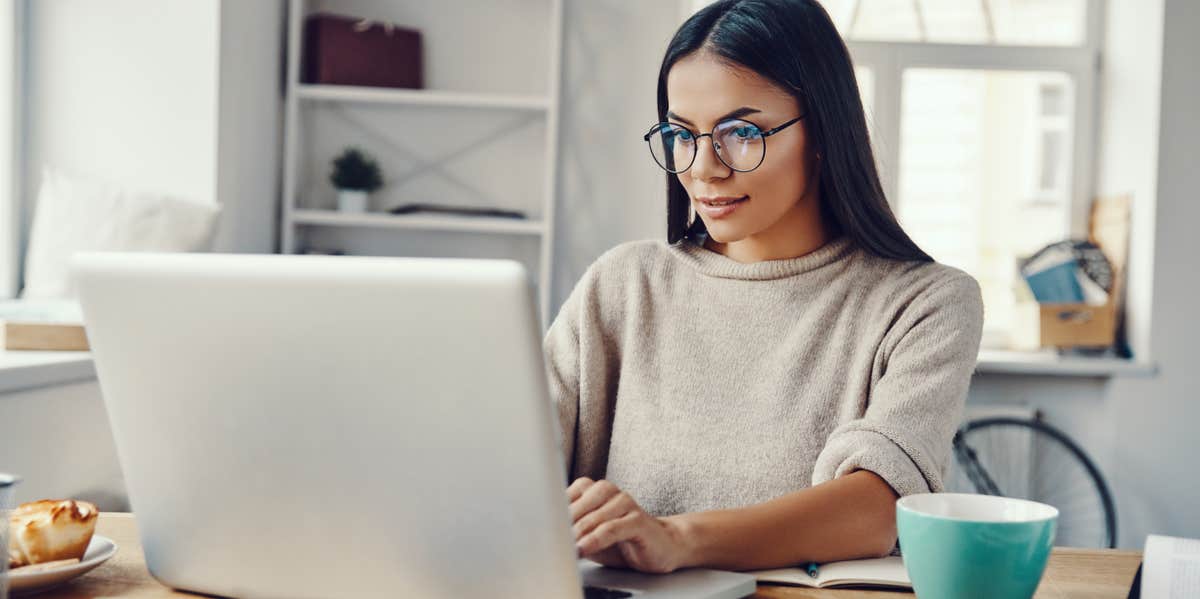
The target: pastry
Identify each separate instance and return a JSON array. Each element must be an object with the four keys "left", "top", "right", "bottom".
[{"left": 7, "top": 499, "right": 98, "bottom": 569}]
